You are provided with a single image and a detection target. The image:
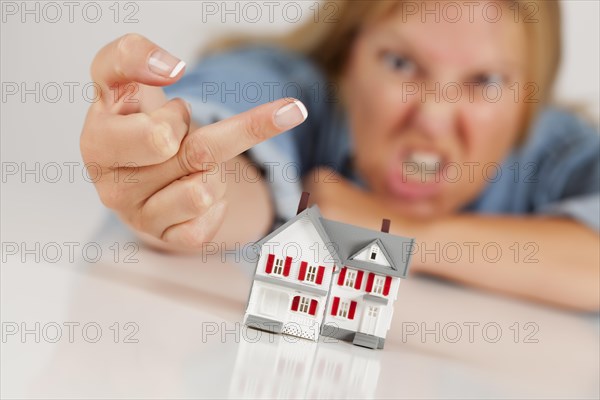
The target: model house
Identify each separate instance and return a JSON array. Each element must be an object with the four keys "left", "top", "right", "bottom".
[{"left": 243, "top": 192, "right": 414, "bottom": 349}]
